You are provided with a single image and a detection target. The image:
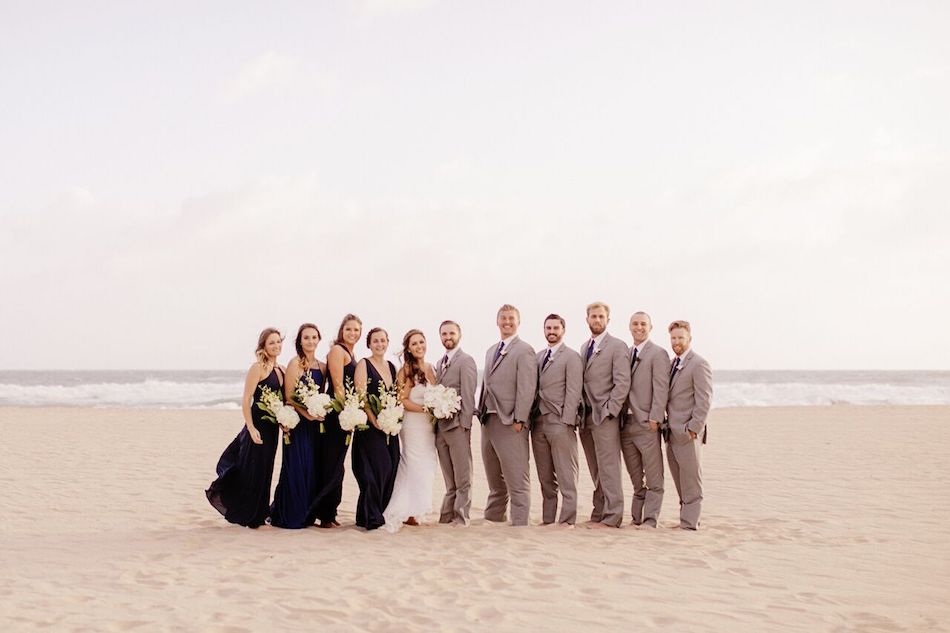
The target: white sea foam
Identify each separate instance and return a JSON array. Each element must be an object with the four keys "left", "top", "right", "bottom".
[
  {"left": 0, "top": 371, "right": 948, "bottom": 409},
  {"left": 0, "top": 379, "right": 243, "bottom": 409},
  {"left": 715, "top": 381, "right": 950, "bottom": 408}
]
